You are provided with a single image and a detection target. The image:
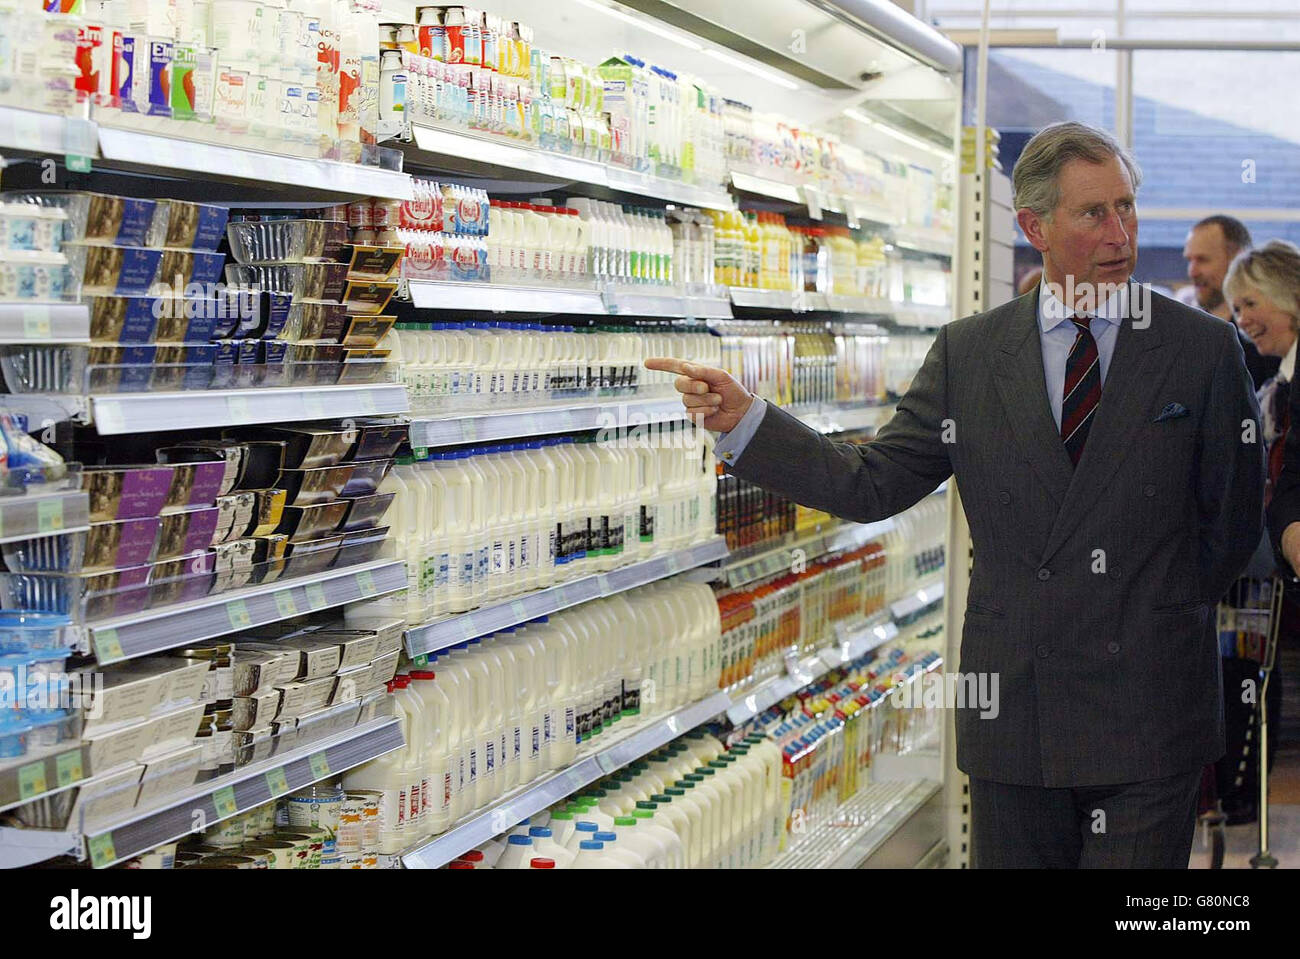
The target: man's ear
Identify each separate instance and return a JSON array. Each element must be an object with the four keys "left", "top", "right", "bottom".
[{"left": 1017, "top": 207, "right": 1050, "bottom": 253}]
